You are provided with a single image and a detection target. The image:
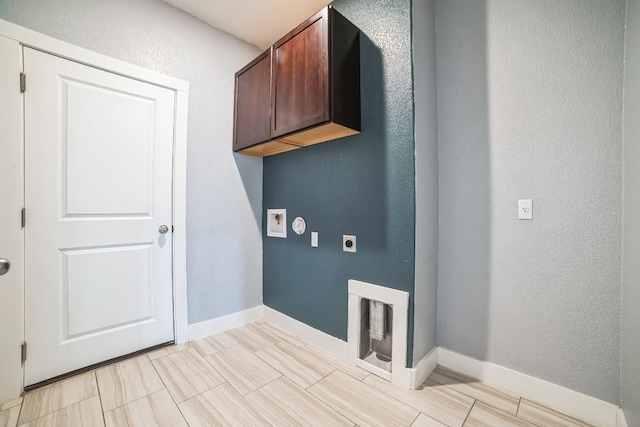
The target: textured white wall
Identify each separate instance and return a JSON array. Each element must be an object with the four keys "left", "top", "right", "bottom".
[
  {"left": 412, "top": 0, "right": 439, "bottom": 366},
  {"left": 622, "top": 0, "right": 640, "bottom": 423},
  {"left": 436, "top": 0, "right": 625, "bottom": 403},
  {"left": 0, "top": 0, "right": 264, "bottom": 324}
]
